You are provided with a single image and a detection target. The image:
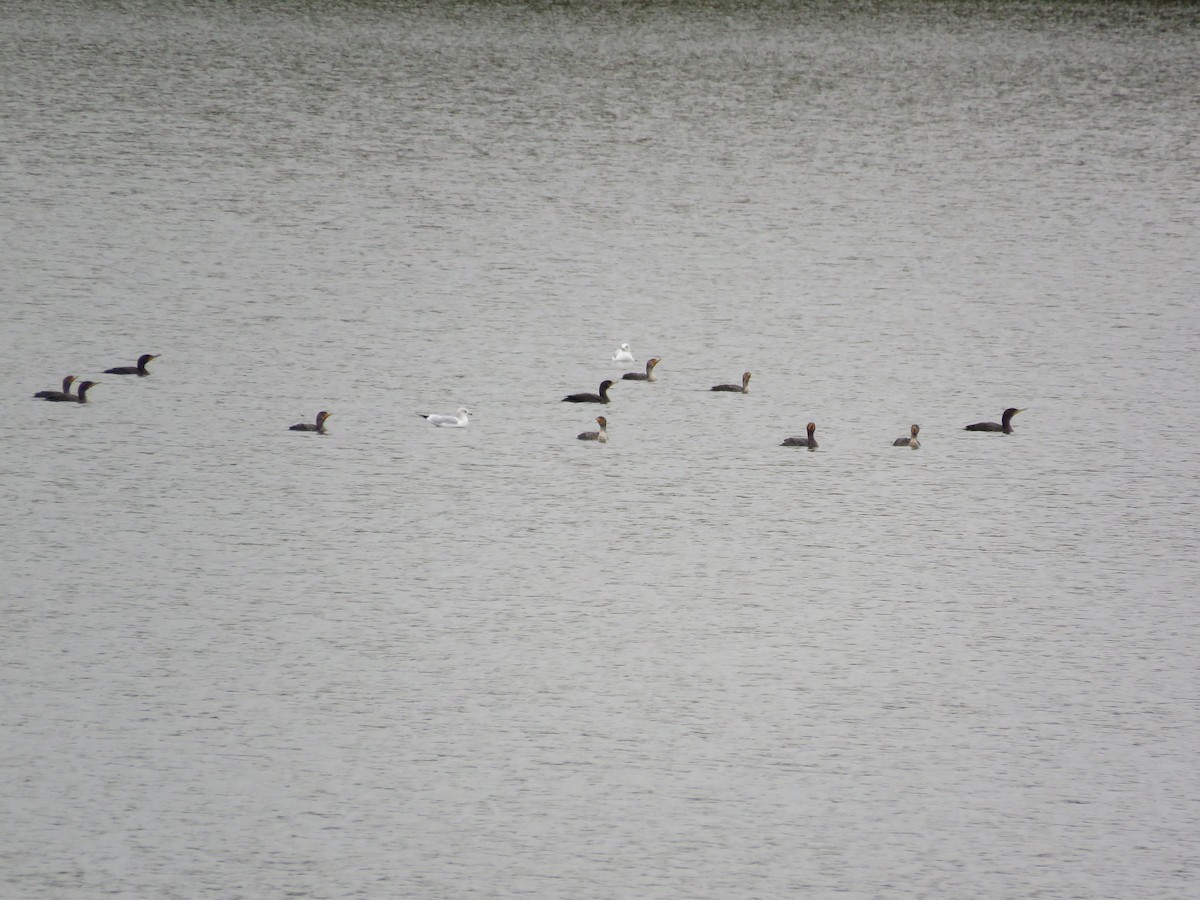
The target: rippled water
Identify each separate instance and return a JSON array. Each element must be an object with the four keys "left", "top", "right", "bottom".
[{"left": 3, "top": 2, "right": 1198, "bottom": 897}]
